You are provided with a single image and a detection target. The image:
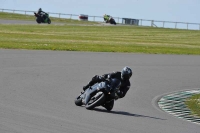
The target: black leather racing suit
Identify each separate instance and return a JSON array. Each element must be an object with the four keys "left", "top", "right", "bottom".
[
  {"left": 83, "top": 71, "right": 131, "bottom": 110},
  {"left": 83, "top": 71, "right": 131, "bottom": 98},
  {"left": 37, "top": 10, "right": 47, "bottom": 20}
]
